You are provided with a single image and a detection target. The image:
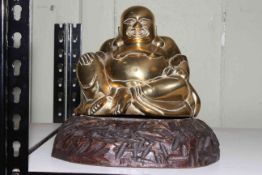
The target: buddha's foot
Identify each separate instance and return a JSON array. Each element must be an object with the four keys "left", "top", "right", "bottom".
[
  {"left": 89, "top": 103, "right": 101, "bottom": 115},
  {"left": 89, "top": 97, "right": 108, "bottom": 115}
]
